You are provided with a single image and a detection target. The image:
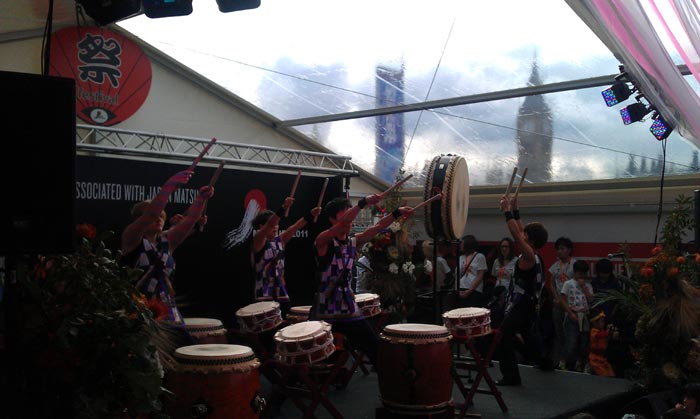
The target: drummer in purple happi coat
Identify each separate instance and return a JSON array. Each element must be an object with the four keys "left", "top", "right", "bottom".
[
  {"left": 252, "top": 196, "right": 321, "bottom": 315},
  {"left": 312, "top": 195, "right": 415, "bottom": 367}
]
